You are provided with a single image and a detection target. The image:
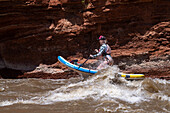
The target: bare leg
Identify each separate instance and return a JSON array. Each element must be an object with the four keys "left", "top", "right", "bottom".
[
  {"left": 97, "top": 61, "right": 108, "bottom": 70},
  {"left": 106, "top": 55, "right": 114, "bottom": 66}
]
